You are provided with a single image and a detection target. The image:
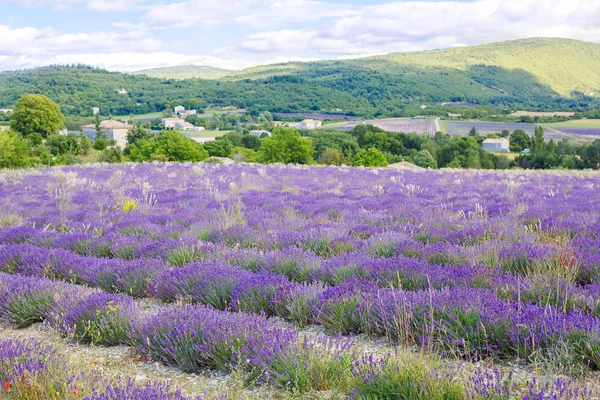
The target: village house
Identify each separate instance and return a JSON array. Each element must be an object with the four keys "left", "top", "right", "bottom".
[
  {"left": 173, "top": 106, "right": 197, "bottom": 118},
  {"left": 91, "top": 107, "right": 100, "bottom": 115},
  {"left": 249, "top": 130, "right": 271, "bottom": 138},
  {"left": 173, "top": 105, "right": 186, "bottom": 115},
  {"left": 296, "top": 119, "right": 322, "bottom": 130},
  {"left": 482, "top": 138, "right": 510, "bottom": 153},
  {"left": 161, "top": 118, "right": 205, "bottom": 131},
  {"left": 81, "top": 120, "right": 131, "bottom": 148},
  {"left": 118, "top": 89, "right": 128, "bottom": 95}
]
